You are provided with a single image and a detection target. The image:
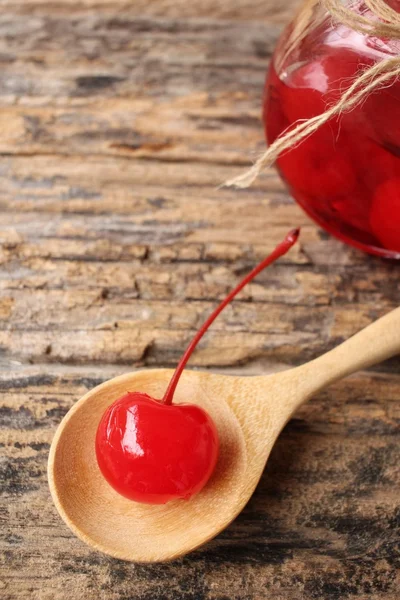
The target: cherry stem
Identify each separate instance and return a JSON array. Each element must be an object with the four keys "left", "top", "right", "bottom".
[{"left": 162, "top": 228, "right": 300, "bottom": 405}]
